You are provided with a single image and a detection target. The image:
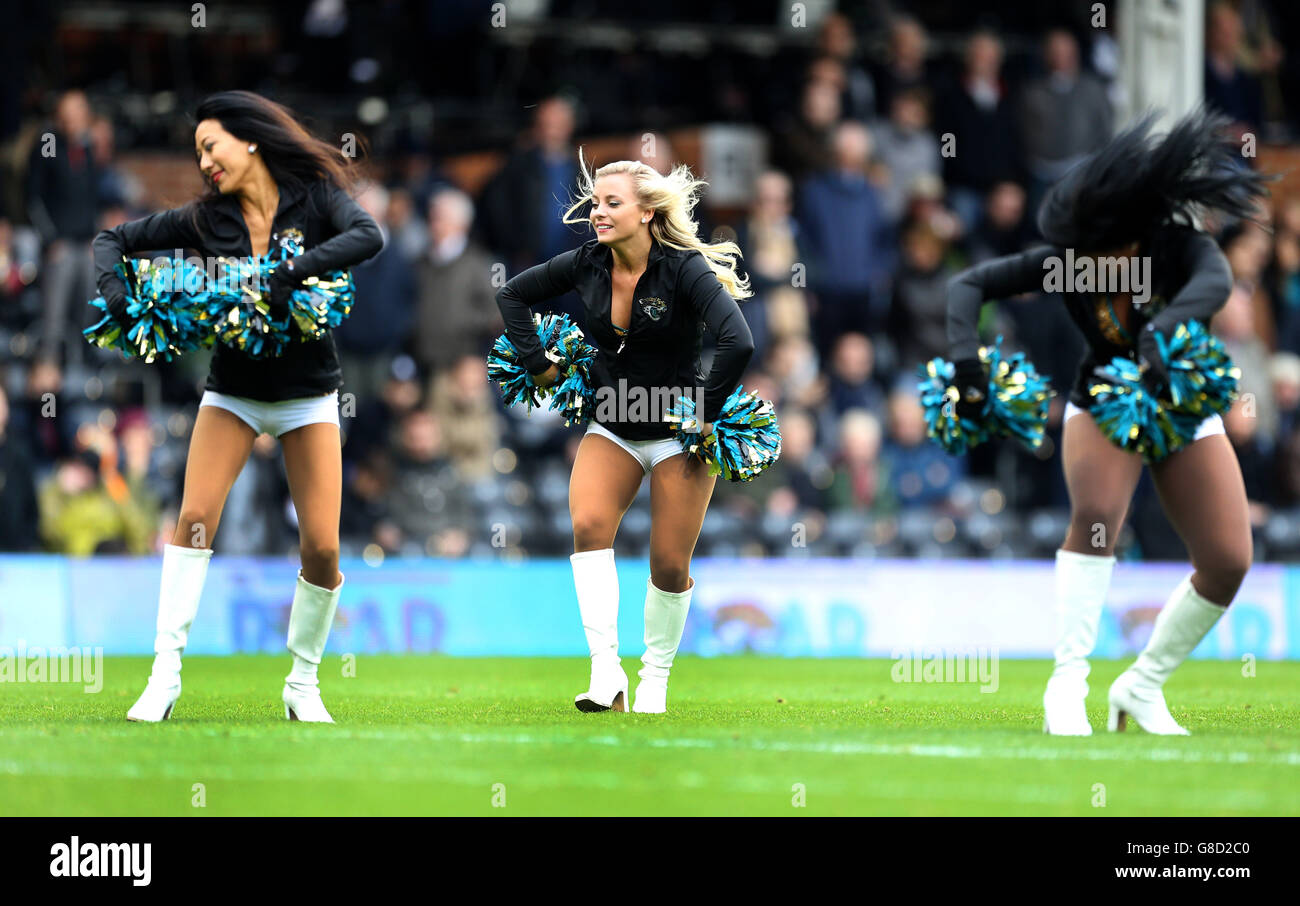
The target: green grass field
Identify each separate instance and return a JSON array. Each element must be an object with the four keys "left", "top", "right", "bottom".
[{"left": 2, "top": 656, "right": 1298, "bottom": 816}]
